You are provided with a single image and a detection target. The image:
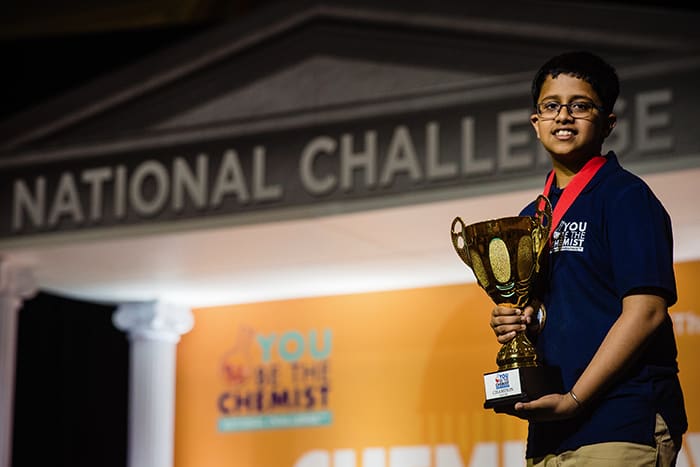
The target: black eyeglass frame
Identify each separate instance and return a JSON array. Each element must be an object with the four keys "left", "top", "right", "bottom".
[{"left": 535, "top": 101, "right": 606, "bottom": 119}]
